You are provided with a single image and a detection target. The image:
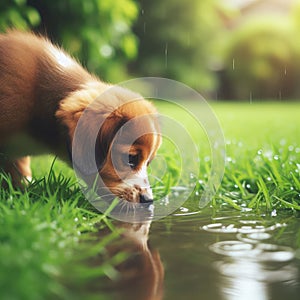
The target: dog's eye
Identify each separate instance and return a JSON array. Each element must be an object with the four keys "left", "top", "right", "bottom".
[
  {"left": 121, "top": 153, "right": 140, "bottom": 169},
  {"left": 128, "top": 154, "right": 139, "bottom": 169}
]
